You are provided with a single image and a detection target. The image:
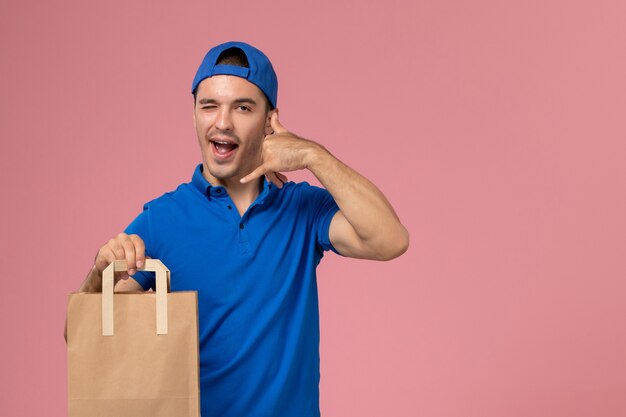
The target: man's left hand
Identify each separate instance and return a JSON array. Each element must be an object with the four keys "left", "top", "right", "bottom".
[{"left": 240, "top": 113, "right": 322, "bottom": 188}]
